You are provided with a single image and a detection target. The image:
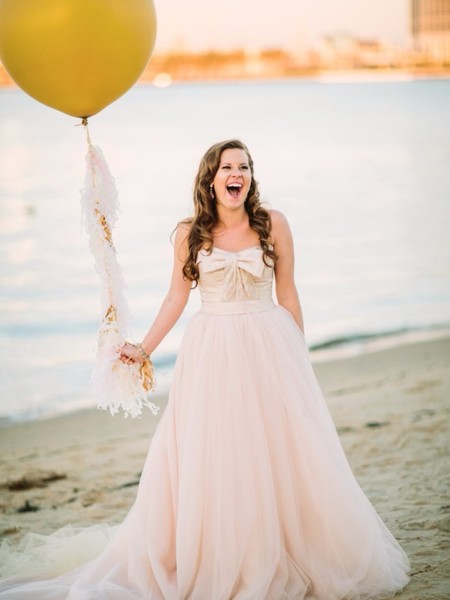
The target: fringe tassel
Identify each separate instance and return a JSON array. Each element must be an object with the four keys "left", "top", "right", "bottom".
[{"left": 80, "top": 129, "right": 158, "bottom": 418}]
